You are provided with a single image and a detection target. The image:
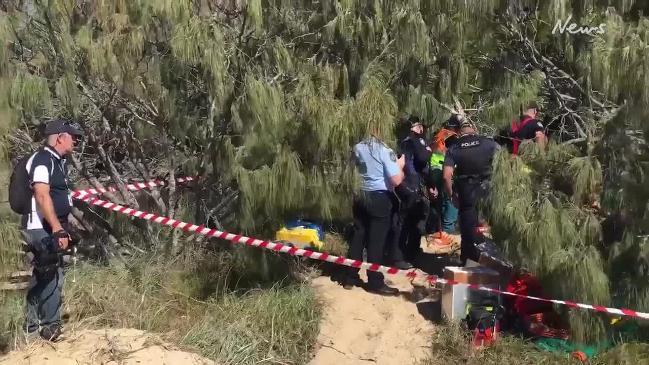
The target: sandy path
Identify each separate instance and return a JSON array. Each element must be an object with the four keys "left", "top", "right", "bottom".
[
  {"left": 309, "top": 235, "right": 462, "bottom": 365},
  {"left": 309, "top": 272, "right": 438, "bottom": 365},
  {"left": 0, "top": 328, "right": 214, "bottom": 365}
]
